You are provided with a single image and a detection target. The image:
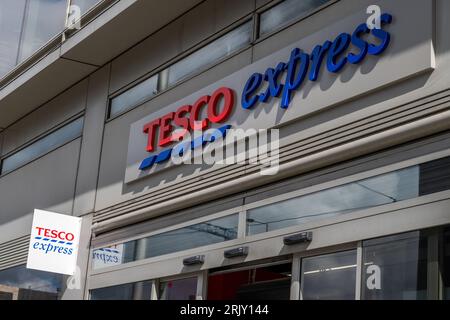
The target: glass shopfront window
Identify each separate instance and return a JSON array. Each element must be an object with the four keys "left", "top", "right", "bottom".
[
  {"left": 92, "top": 214, "right": 239, "bottom": 270},
  {"left": 247, "top": 166, "right": 420, "bottom": 235},
  {"left": 0, "top": 264, "right": 63, "bottom": 300},
  {"left": 90, "top": 280, "right": 153, "bottom": 300},
  {"left": 158, "top": 277, "right": 197, "bottom": 300},
  {"left": 362, "top": 232, "right": 428, "bottom": 300},
  {"left": 300, "top": 250, "right": 357, "bottom": 300},
  {"left": 247, "top": 156, "right": 450, "bottom": 236}
]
